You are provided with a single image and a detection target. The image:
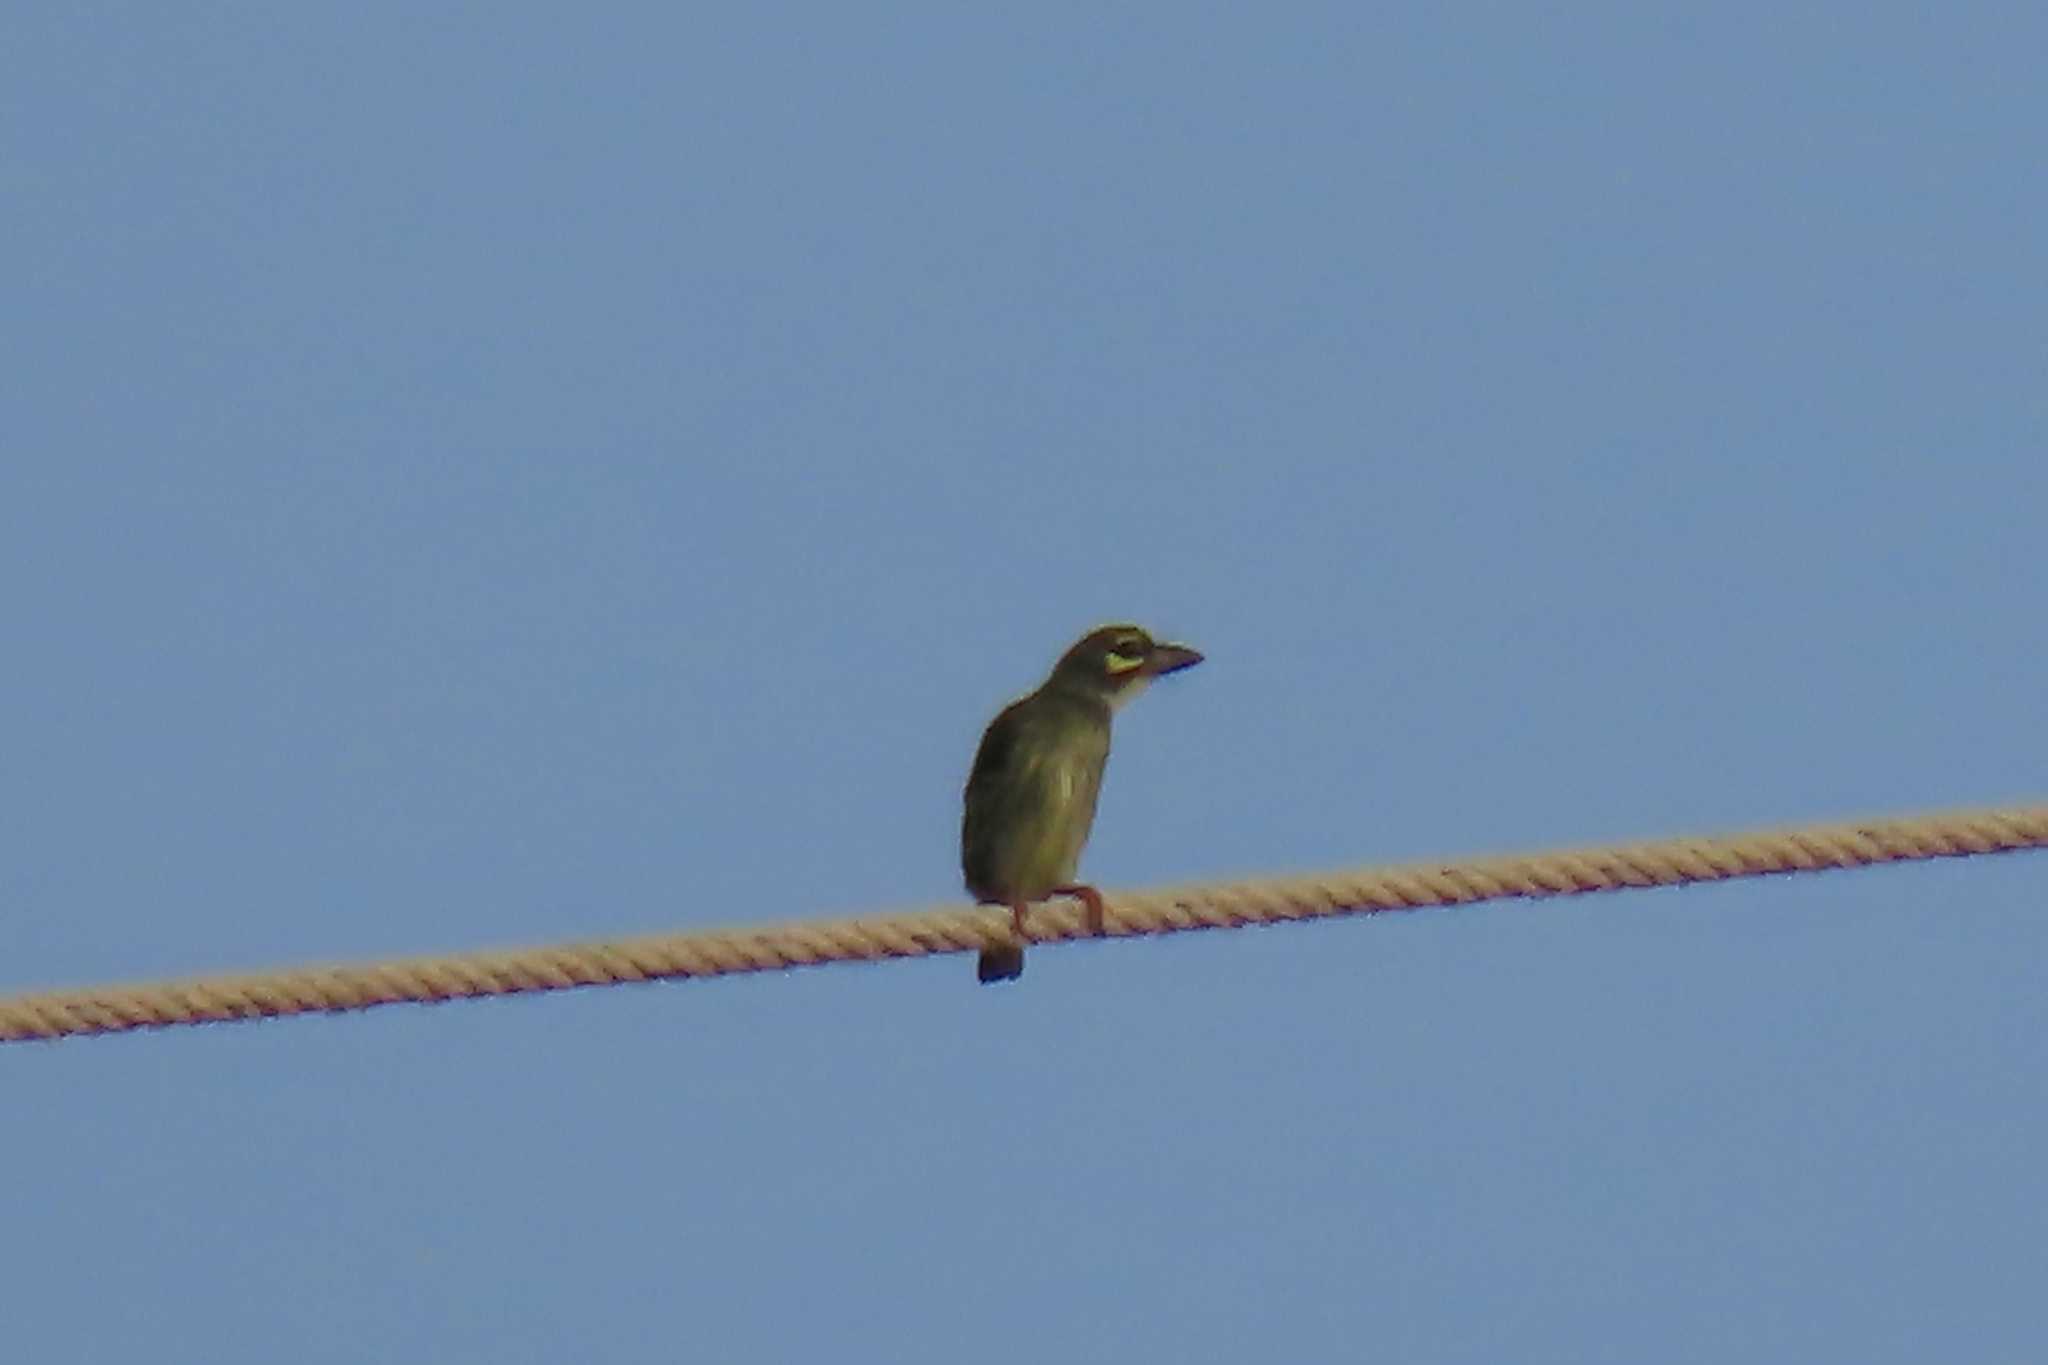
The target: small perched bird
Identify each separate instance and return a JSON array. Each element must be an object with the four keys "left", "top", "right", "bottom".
[{"left": 962, "top": 624, "right": 1203, "bottom": 983}]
